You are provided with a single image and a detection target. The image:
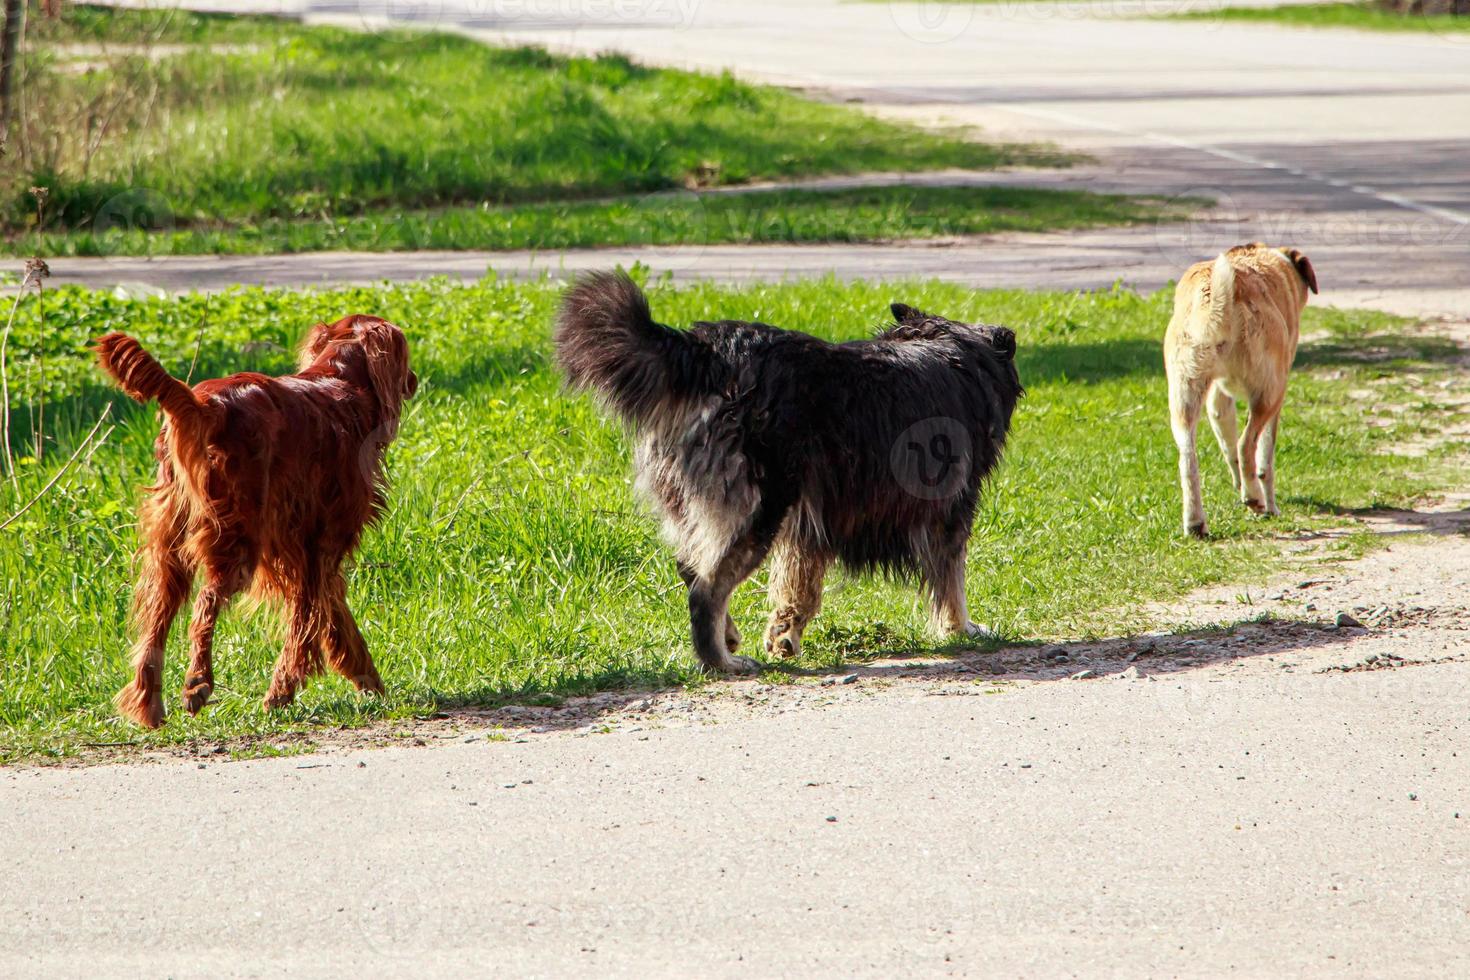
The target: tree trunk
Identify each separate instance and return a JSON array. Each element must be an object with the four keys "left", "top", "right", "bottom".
[{"left": 0, "top": 0, "right": 24, "bottom": 155}]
